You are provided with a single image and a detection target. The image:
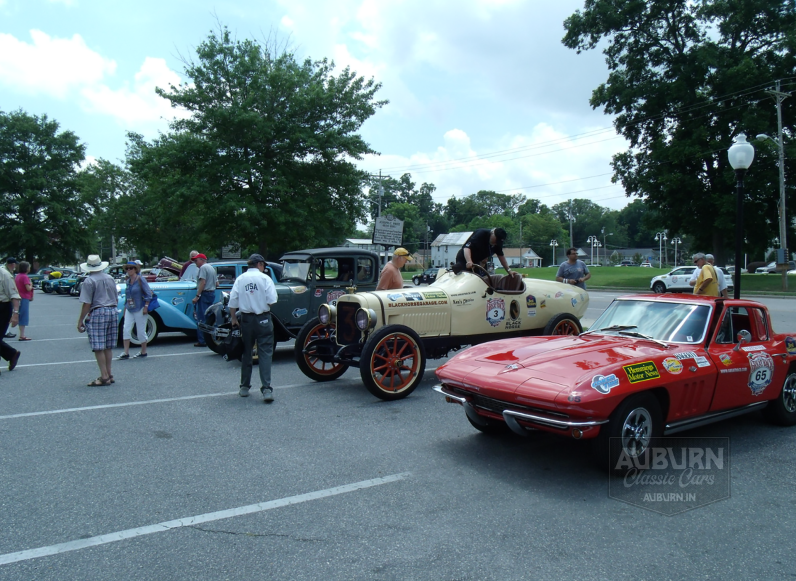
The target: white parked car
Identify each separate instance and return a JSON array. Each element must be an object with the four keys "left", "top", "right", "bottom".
[{"left": 651, "top": 265, "right": 733, "bottom": 293}]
